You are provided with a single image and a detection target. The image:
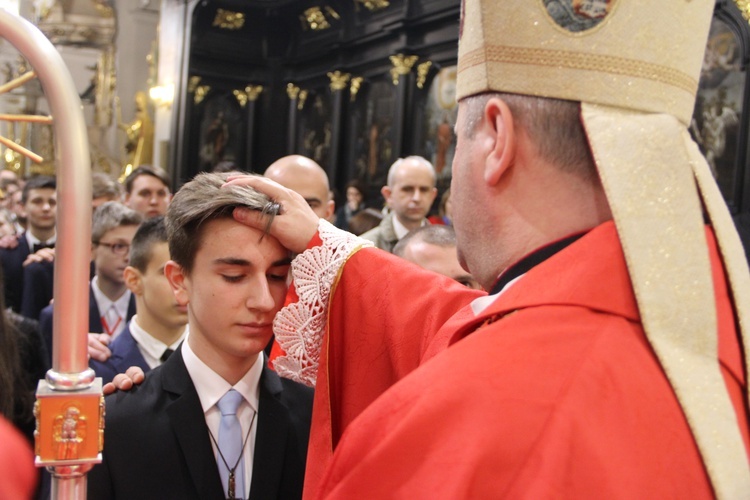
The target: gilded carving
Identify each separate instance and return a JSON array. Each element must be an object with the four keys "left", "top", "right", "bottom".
[
  {"left": 354, "top": 0, "right": 390, "bottom": 12},
  {"left": 119, "top": 91, "right": 154, "bottom": 171},
  {"left": 735, "top": 1, "right": 750, "bottom": 22},
  {"left": 301, "top": 7, "right": 336, "bottom": 31},
  {"left": 389, "top": 54, "right": 419, "bottom": 85},
  {"left": 194, "top": 85, "right": 211, "bottom": 105},
  {"left": 298, "top": 90, "right": 309, "bottom": 110},
  {"left": 233, "top": 90, "right": 248, "bottom": 108},
  {"left": 34, "top": 400, "right": 40, "bottom": 456},
  {"left": 188, "top": 76, "right": 202, "bottom": 94},
  {"left": 98, "top": 396, "right": 105, "bottom": 452},
  {"left": 287, "top": 83, "right": 301, "bottom": 100},
  {"left": 246, "top": 85, "right": 264, "bottom": 101},
  {"left": 213, "top": 9, "right": 246, "bottom": 30},
  {"left": 328, "top": 71, "right": 351, "bottom": 91},
  {"left": 53, "top": 405, "right": 87, "bottom": 460},
  {"left": 416, "top": 61, "right": 433, "bottom": 89},
  {"left": 93, "top": 0, "right": 115, "bottom": 18},
  {"left": 350, "top": 76, "right": 364, "bottom": 102}
]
